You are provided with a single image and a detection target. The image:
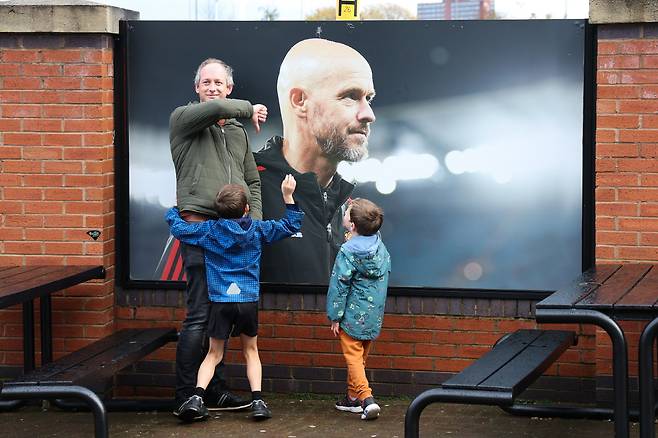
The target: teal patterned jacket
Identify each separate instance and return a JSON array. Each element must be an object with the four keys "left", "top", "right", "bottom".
[{"left": 326, "top": 234, "right": 391, "bottom": 340}]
